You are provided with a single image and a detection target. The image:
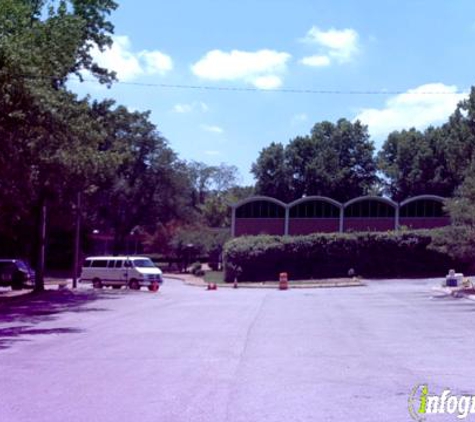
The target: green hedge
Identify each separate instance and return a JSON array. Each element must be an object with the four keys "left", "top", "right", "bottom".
[{"left": 223, "top": 231, "right": 460, "bottom": 282}]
